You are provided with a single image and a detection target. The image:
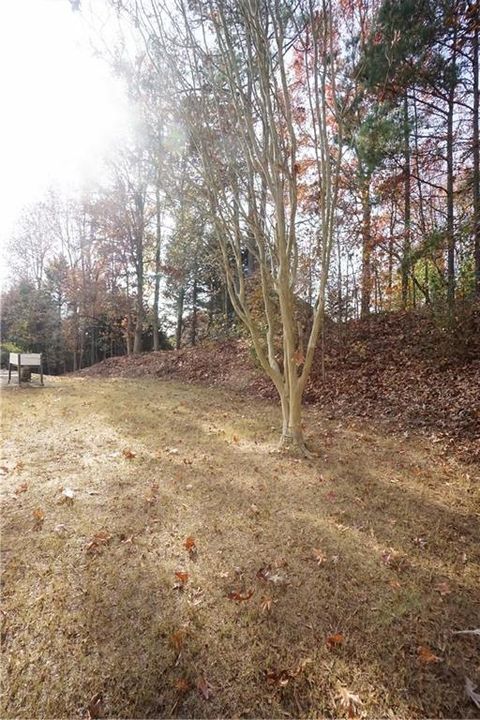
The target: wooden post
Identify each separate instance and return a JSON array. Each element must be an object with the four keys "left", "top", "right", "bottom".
[
  {"left": 40, "top": 358, "right": 44, "bottom": 386},
  {"left": 17, "top": 354, "right": 21, "bottom": 385},
  {"left": 8, "top": 362, "right": 11, "bottom": 384}
]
